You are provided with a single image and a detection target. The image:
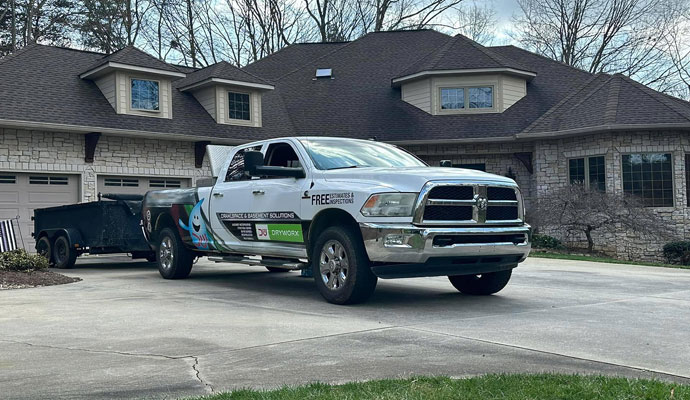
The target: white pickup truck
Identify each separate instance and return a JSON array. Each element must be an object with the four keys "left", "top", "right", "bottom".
[{"left": 142, "top": 137, "right": 531, "bottom": 304}]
